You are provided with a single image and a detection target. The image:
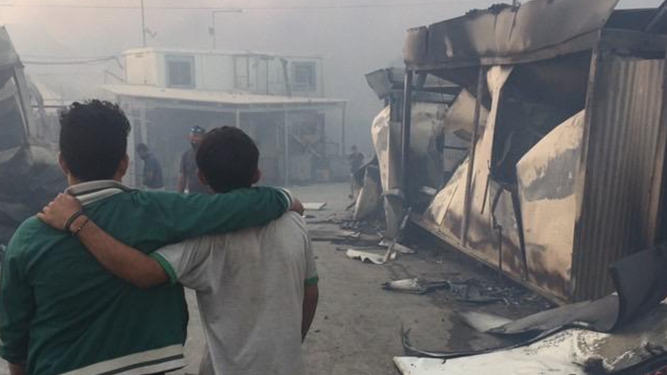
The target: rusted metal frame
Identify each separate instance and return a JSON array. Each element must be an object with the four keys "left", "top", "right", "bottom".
[
  {"left": 415, "top": 71, "right": 428, "bottom": 89},
  {"left": 489, "top": 186, "right": 504, "bottom": 279},
  {"left": 647, "top": 43, "right": 667, "bottom": 245},
  {"left": 409, "top": 212, "right": 568, "bottom": 306},
  {"left": 12, "top": 69, "right": 31, "bottom": 140},
  {"left": 572, "top": 30, "right": 667, "bottom": 301},
  {"left": 510, "top": 187, "right": 529, "bottom": 281},
  {"left": 460, "top": 67, "right": 485, "bottom": 248},
  {"left": 401, "top": 69, "right": 414, "bottom": 203},
  {"left": 572, "top": 36, "right": 608, "bottom": 301},
  {"left": 405, "top": 31, "right": 599, "bottom": 71},
  {"left": 599, "top": 29, "right": 667, "bottom": 55},
  {"left": 645, "top": 1, "right": 667, "bottom": 33}
]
